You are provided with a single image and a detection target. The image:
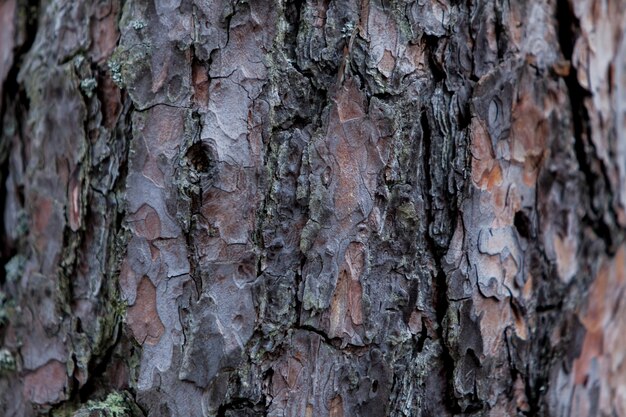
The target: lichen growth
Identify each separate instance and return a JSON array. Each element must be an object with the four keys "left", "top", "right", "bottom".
[
  {"left": 0, "top": 291, "right": 10, "bottom": 327},
  {"left": 299, "top": 219, "right": 320, "bottom": 253},
  {"left": 73, "top": 54, "right": 86, "bottom": 70},
  {"left": 88, "top": 393, "right": 129, "bottom": 416},
  {"left": 80, "top": 78, "right": 98, "bottom": 98},
  {"left": 341, "top": 21, "right": 356, "bottom": 38},
  {"left": 397, "top": 201, "right": 418, "bottom": 229},
  {"left": 0, "top": 348, "right": 16, "bottom": 373},
  {"left": 70, "top": 391, "right": 144, "bottom": 417},
  {"left": 4, "top": 254, "right": 26, "bottom": 283},
  {"left": 107, "top": 58, "right": 124, "bottom": 86},
  {"left": 130, "top": 20, "right": 146, "bottom": 30},
  {"left": 15, "top": 209, "right": 28, "bottom": 237},
  {"left": 106, "top": 43, "right": 152, "bottom": 101}
]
